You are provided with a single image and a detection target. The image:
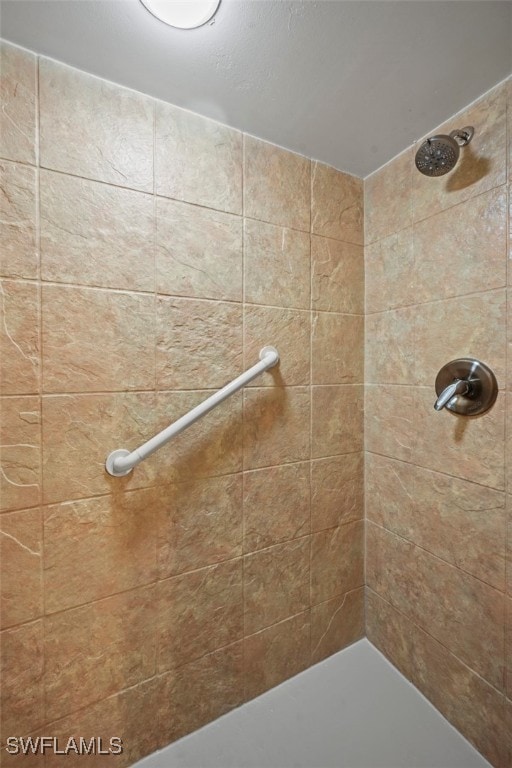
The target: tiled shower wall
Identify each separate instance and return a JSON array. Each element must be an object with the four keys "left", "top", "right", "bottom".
[
  {"left": 0, "top": 41, "right": 365, "bottom": 765},
  {"left": 365, "top": 78, "right": 512, "bottom": 767}
]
